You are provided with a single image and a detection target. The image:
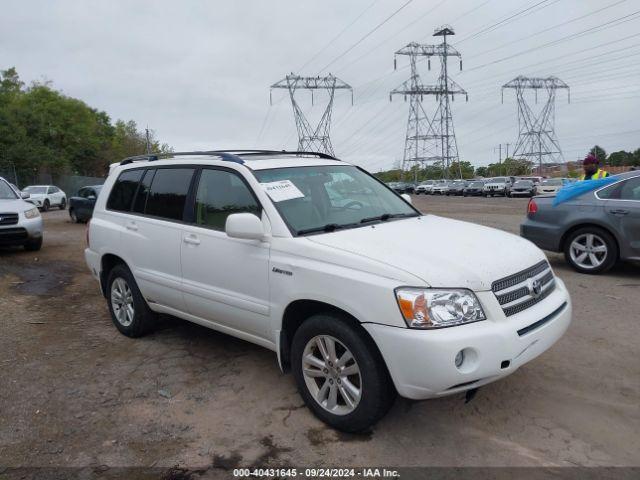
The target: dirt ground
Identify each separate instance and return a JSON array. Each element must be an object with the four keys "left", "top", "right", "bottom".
[{"left": 1, "top": 196, "right": 639, "bottom": 473}]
